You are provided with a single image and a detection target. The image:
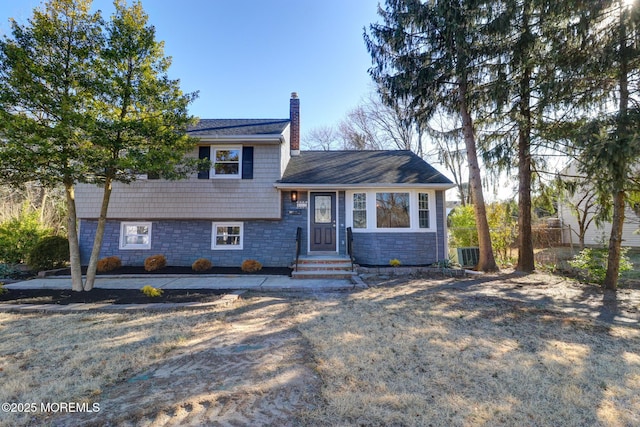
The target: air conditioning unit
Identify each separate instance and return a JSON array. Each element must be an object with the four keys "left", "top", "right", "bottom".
[{"left": 456, "top": 247, "right": 480, "bottom": 267}]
